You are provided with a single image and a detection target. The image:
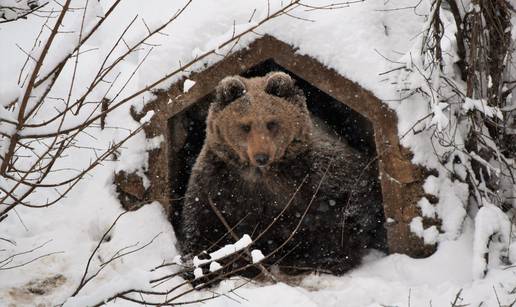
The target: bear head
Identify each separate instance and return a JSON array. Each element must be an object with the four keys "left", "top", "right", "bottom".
[{"left": 205, "top": 72, "right": 313, "bottom": 170}]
